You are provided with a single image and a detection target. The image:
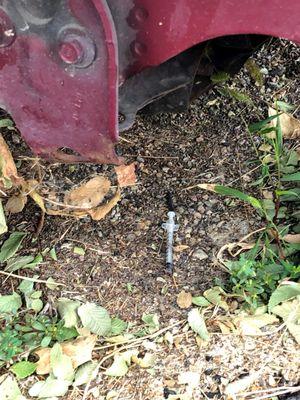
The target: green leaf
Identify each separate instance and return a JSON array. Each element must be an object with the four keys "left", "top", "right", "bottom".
[
  {"left": 28, "top": 381, "right": 45, "bottom": 397},
  {"left": 78, "top": 303, "right": 111, "bottom": 336},
  {"left": 0, "top": 118, "right": 14, "bottom": 128},
  {"left": 49, "top": 247, "right": 57, "bottom": 261},
  {"left": 286, "top": 150, "right": 299, "bottom": 166},
  {"left": 50, "top": 343, "right": 74, "bottom": 381},
  {"left": 30, "top": 377, "right": 70, "bottom": 398},
  {"left": 5, "top": 255, "right": 35, "bottom": 272},
  {"left": 204, "top": 286, "right": 229, "bottom": 311},
  {"left": 18, "top": 279, "right": 34, "bottom": 296},
  {"left": 0, "top": 200, "right": 7, "bottom": 236},
  {"left": 272, "top": 298, "right": 300, "bottom": 323},
  {"left": 141, "top": 313, "right": 160, "bottom": 333},
  {"left": 31, "top": 298, "right": 43, "bottom": 312},
  {"left": 46, "top": 277, "right": 59, "bottom": 290},
  {"left": 192, "top": 296, "right": 211, "bottom": 307},
  {"left": 73, "top": 246, "right": 85, "bottom": 256},
  {"left": 26, "top": 253, "right": 43, "bottom": 269},
  {"left": 57, "top": 298, "right": 80, "bottom": 328},
  {"left": 11, "top": 361, "right": 37, "bottom": 379},
  {"left": 211, "top": 71, "right": 230, "bottom": 83},
  {"left": 111, "top": 317, "right": 128, "bottom": 335},
  {"left": 220, "top": 87, "right": 252, "bottom": 104},
  {"left": 104, "top": 351, "right": 137, "bottom": 377},
  {"left": 245, "top": 59, "right": 264, "bottom": 86},
  {"left": 268, "top": 283, "right": 300, "bottom": 311},
  {"left": 0, "top": 292, "right": 22, "bottom": 314},
  {"left": 249, "top": 114, "right": 281, "bottom": 133},
  {"left": 276, "top": 101, "right": 295, "bottom": 113},
  {"left": 73, "top": 361, "right": 98, "bottom": 387},
  {"left": 197, "top": 183, "right": 262, "bottom": 210},
  {"left": 213, "top": 185, "right": 262, "bottom": 210},
  {"left": 277, "top": 188, "right": 300, "bottom": 201},
  {"left": 0, "top": 374, "right": 24, "bottom": 400},
  {"left": 188, "top": 308, "right": 209, "bottom": 341},
  {"left": 272, "top": 298, "right": 300, "bottom": 344},
  {"left": 282, "top": 172, "right": 300, "bottom": 182},
  {"left": 41, "top": 336, "right": 52, "bottom": 347},
  {"left": 56, "top": 326, "right": 78, "bottom": 342},
  {"left": 0, "top": 232, "right": 26, "bottom": 262}
]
